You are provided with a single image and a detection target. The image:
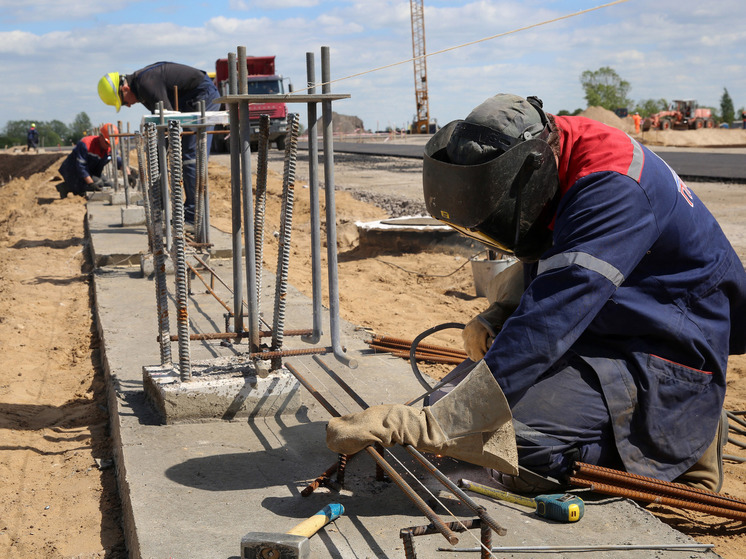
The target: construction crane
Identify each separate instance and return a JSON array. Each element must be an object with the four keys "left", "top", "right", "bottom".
[{"left": 410, "top": 0, "right": 430, "bottom": 133}]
